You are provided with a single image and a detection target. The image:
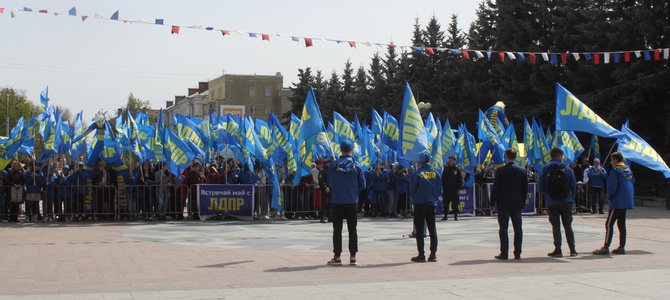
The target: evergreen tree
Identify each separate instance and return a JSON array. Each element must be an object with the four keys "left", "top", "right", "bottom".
[{"left": 285, "top": 67, "right": 314, "bottom": 119}]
